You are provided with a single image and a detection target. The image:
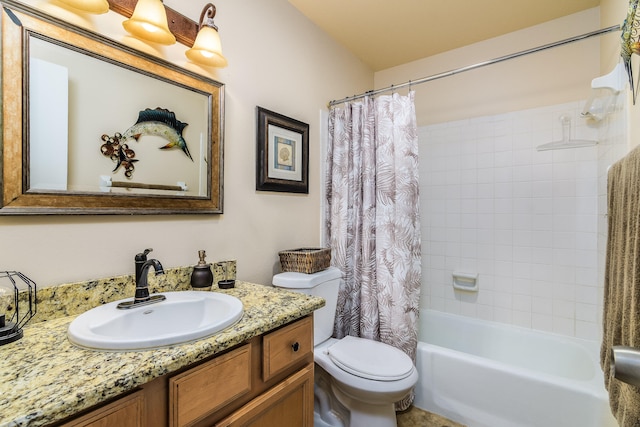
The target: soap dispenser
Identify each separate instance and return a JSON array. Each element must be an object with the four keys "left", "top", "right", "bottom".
[{"left": 190, "top": 250, "right": 213, "bottom": 291}]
